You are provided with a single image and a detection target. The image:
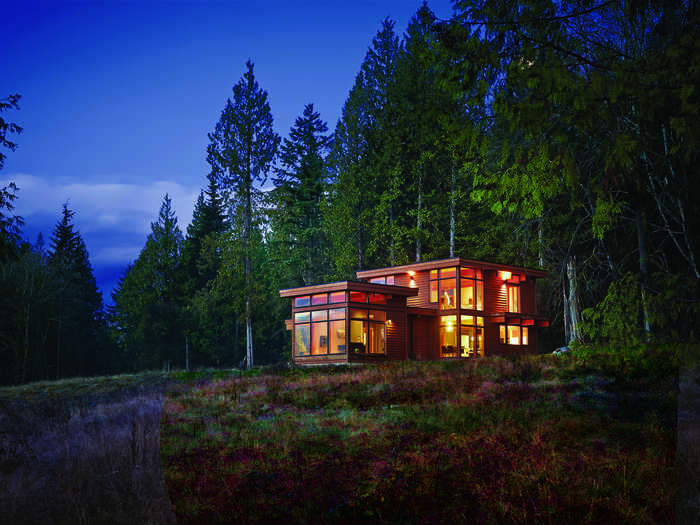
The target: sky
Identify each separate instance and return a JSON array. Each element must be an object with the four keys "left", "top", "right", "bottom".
[{"left": 2, "top": 0, "right": 456, "bottom": 303}]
